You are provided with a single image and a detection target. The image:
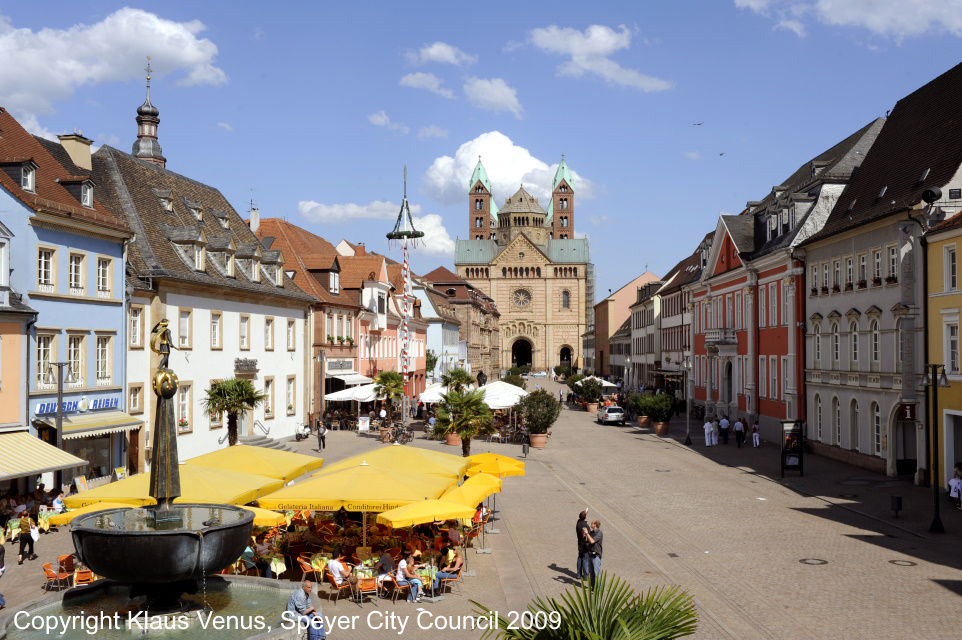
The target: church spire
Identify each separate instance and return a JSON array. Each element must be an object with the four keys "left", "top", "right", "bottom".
[{"left": 132, "top": 56, "right": 166, "bottom": 168}]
